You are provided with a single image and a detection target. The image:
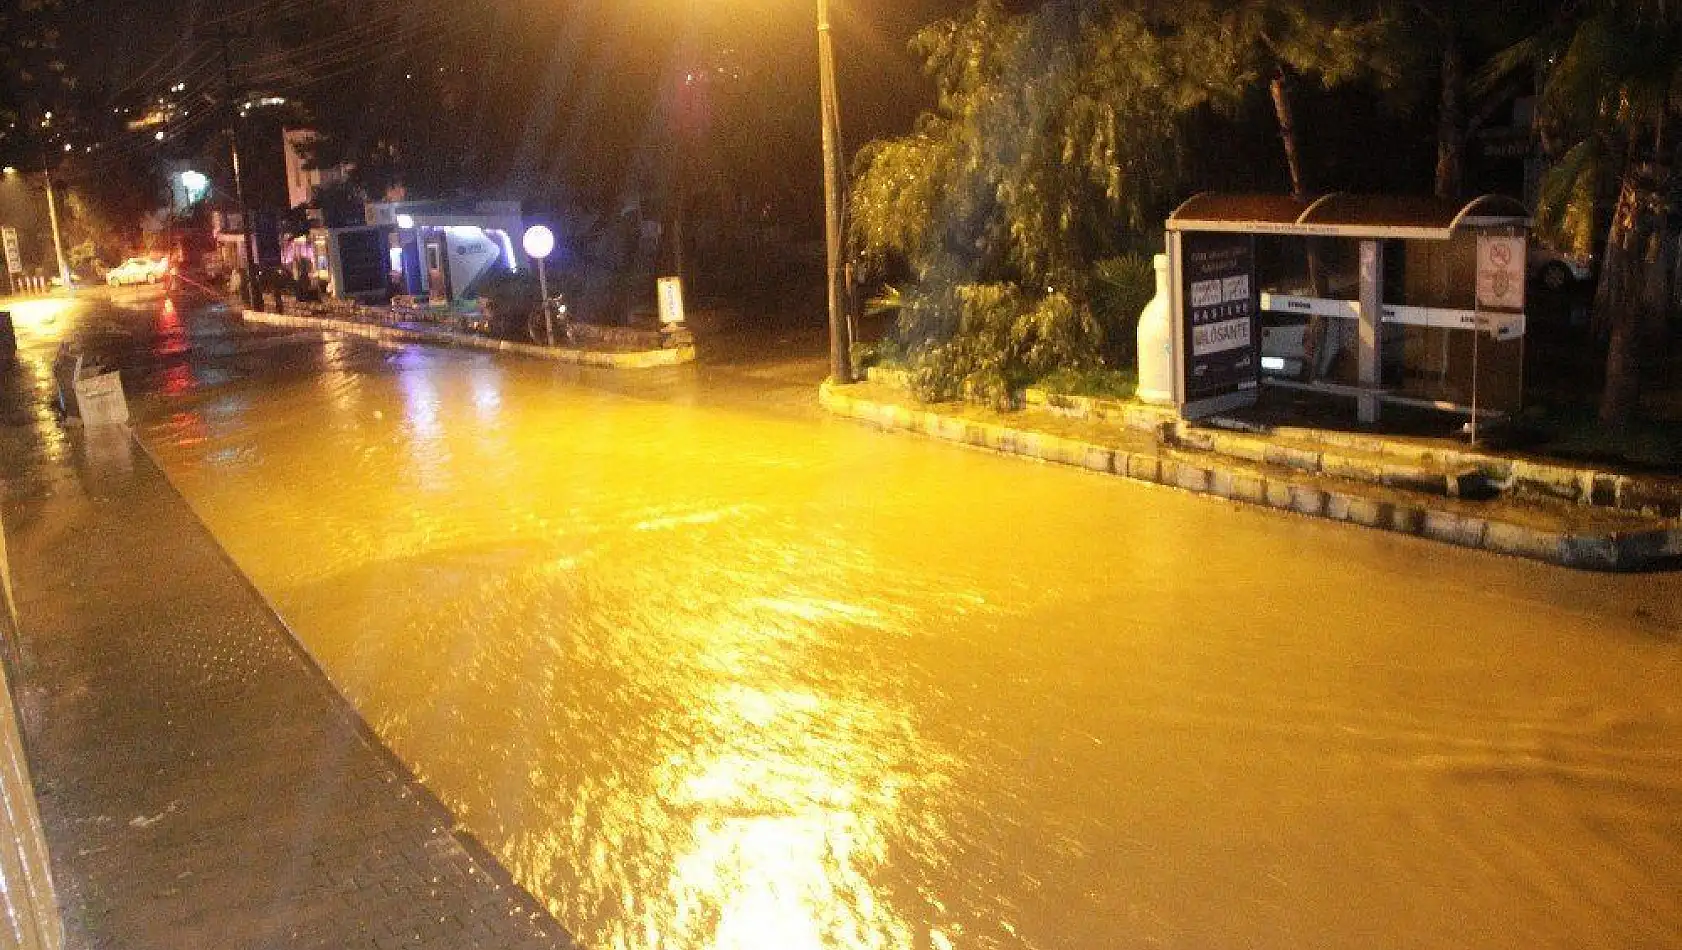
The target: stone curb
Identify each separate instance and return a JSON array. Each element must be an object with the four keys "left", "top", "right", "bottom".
[
  {"left": 243, "top": 309, "right": 696, "bottom": 369},
  {"left": 869, "top": 370, "right": 1682, "bottom": 519},
  {"left": 820, "top": 382, "right": 1682, "bottom": 571}
]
